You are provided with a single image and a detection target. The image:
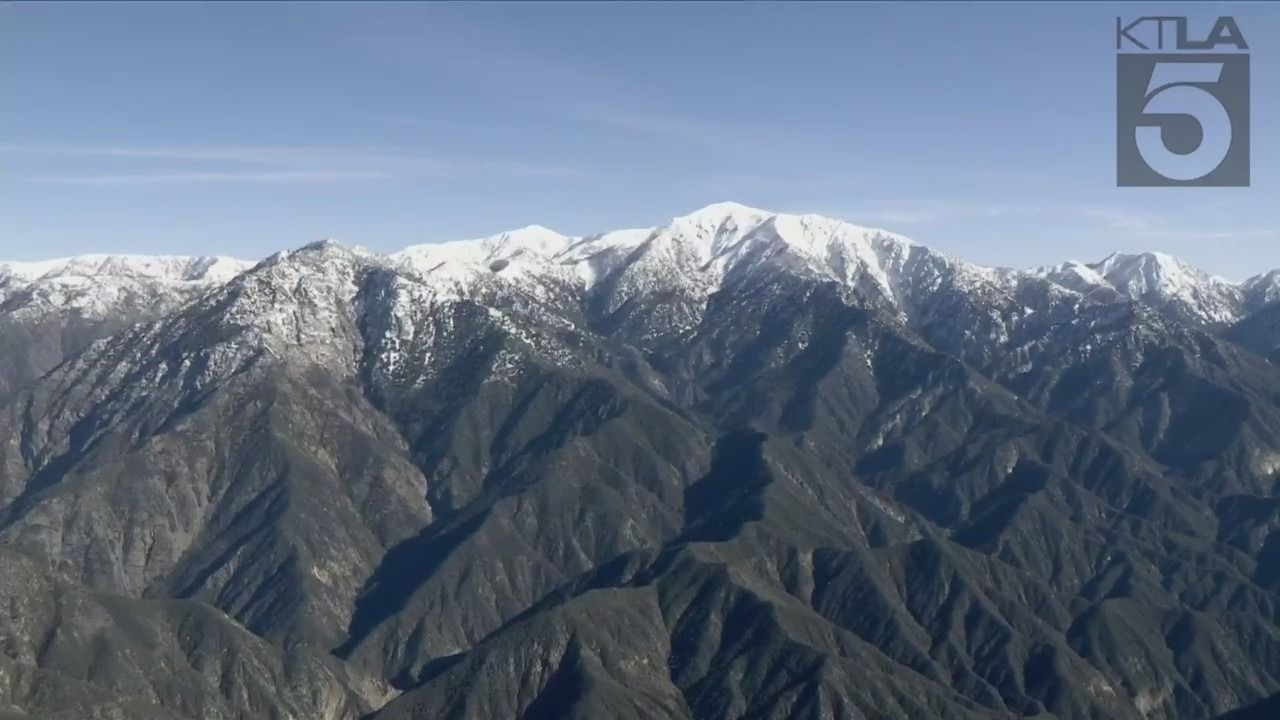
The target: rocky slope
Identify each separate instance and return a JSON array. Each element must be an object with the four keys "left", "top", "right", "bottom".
[{"left": 1, "top": 203, "right": 1278, "bottom": 719}]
